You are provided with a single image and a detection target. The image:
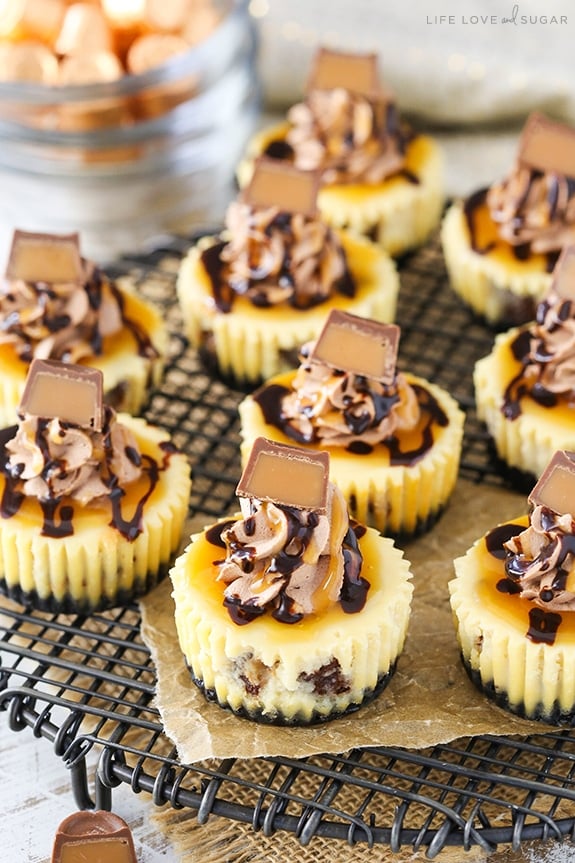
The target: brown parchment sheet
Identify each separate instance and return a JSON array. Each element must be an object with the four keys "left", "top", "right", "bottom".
[{"left": 139, "top": 478, "right": 561, "bottom": 766}]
